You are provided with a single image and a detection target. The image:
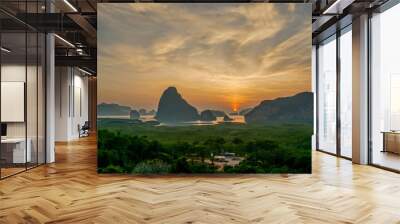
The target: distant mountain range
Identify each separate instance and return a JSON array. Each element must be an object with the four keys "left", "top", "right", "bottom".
[
  {"left": 155, "top": 87, "right": 313, "bottom": 124},
  {"left": 244, "top": 92, "right": 313, "bottom": 124},
  {"left": 99, "top": 87, "right": 313, "bottom": 125},
  {"left": 98, "top": 103, "right": 131, "bottom": 116},
  {"left": 239, "top": 108, "right": 252, "bottom": 115},
  {"left": 98, "top": 103, "right": 157, "bottom": 117}
]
